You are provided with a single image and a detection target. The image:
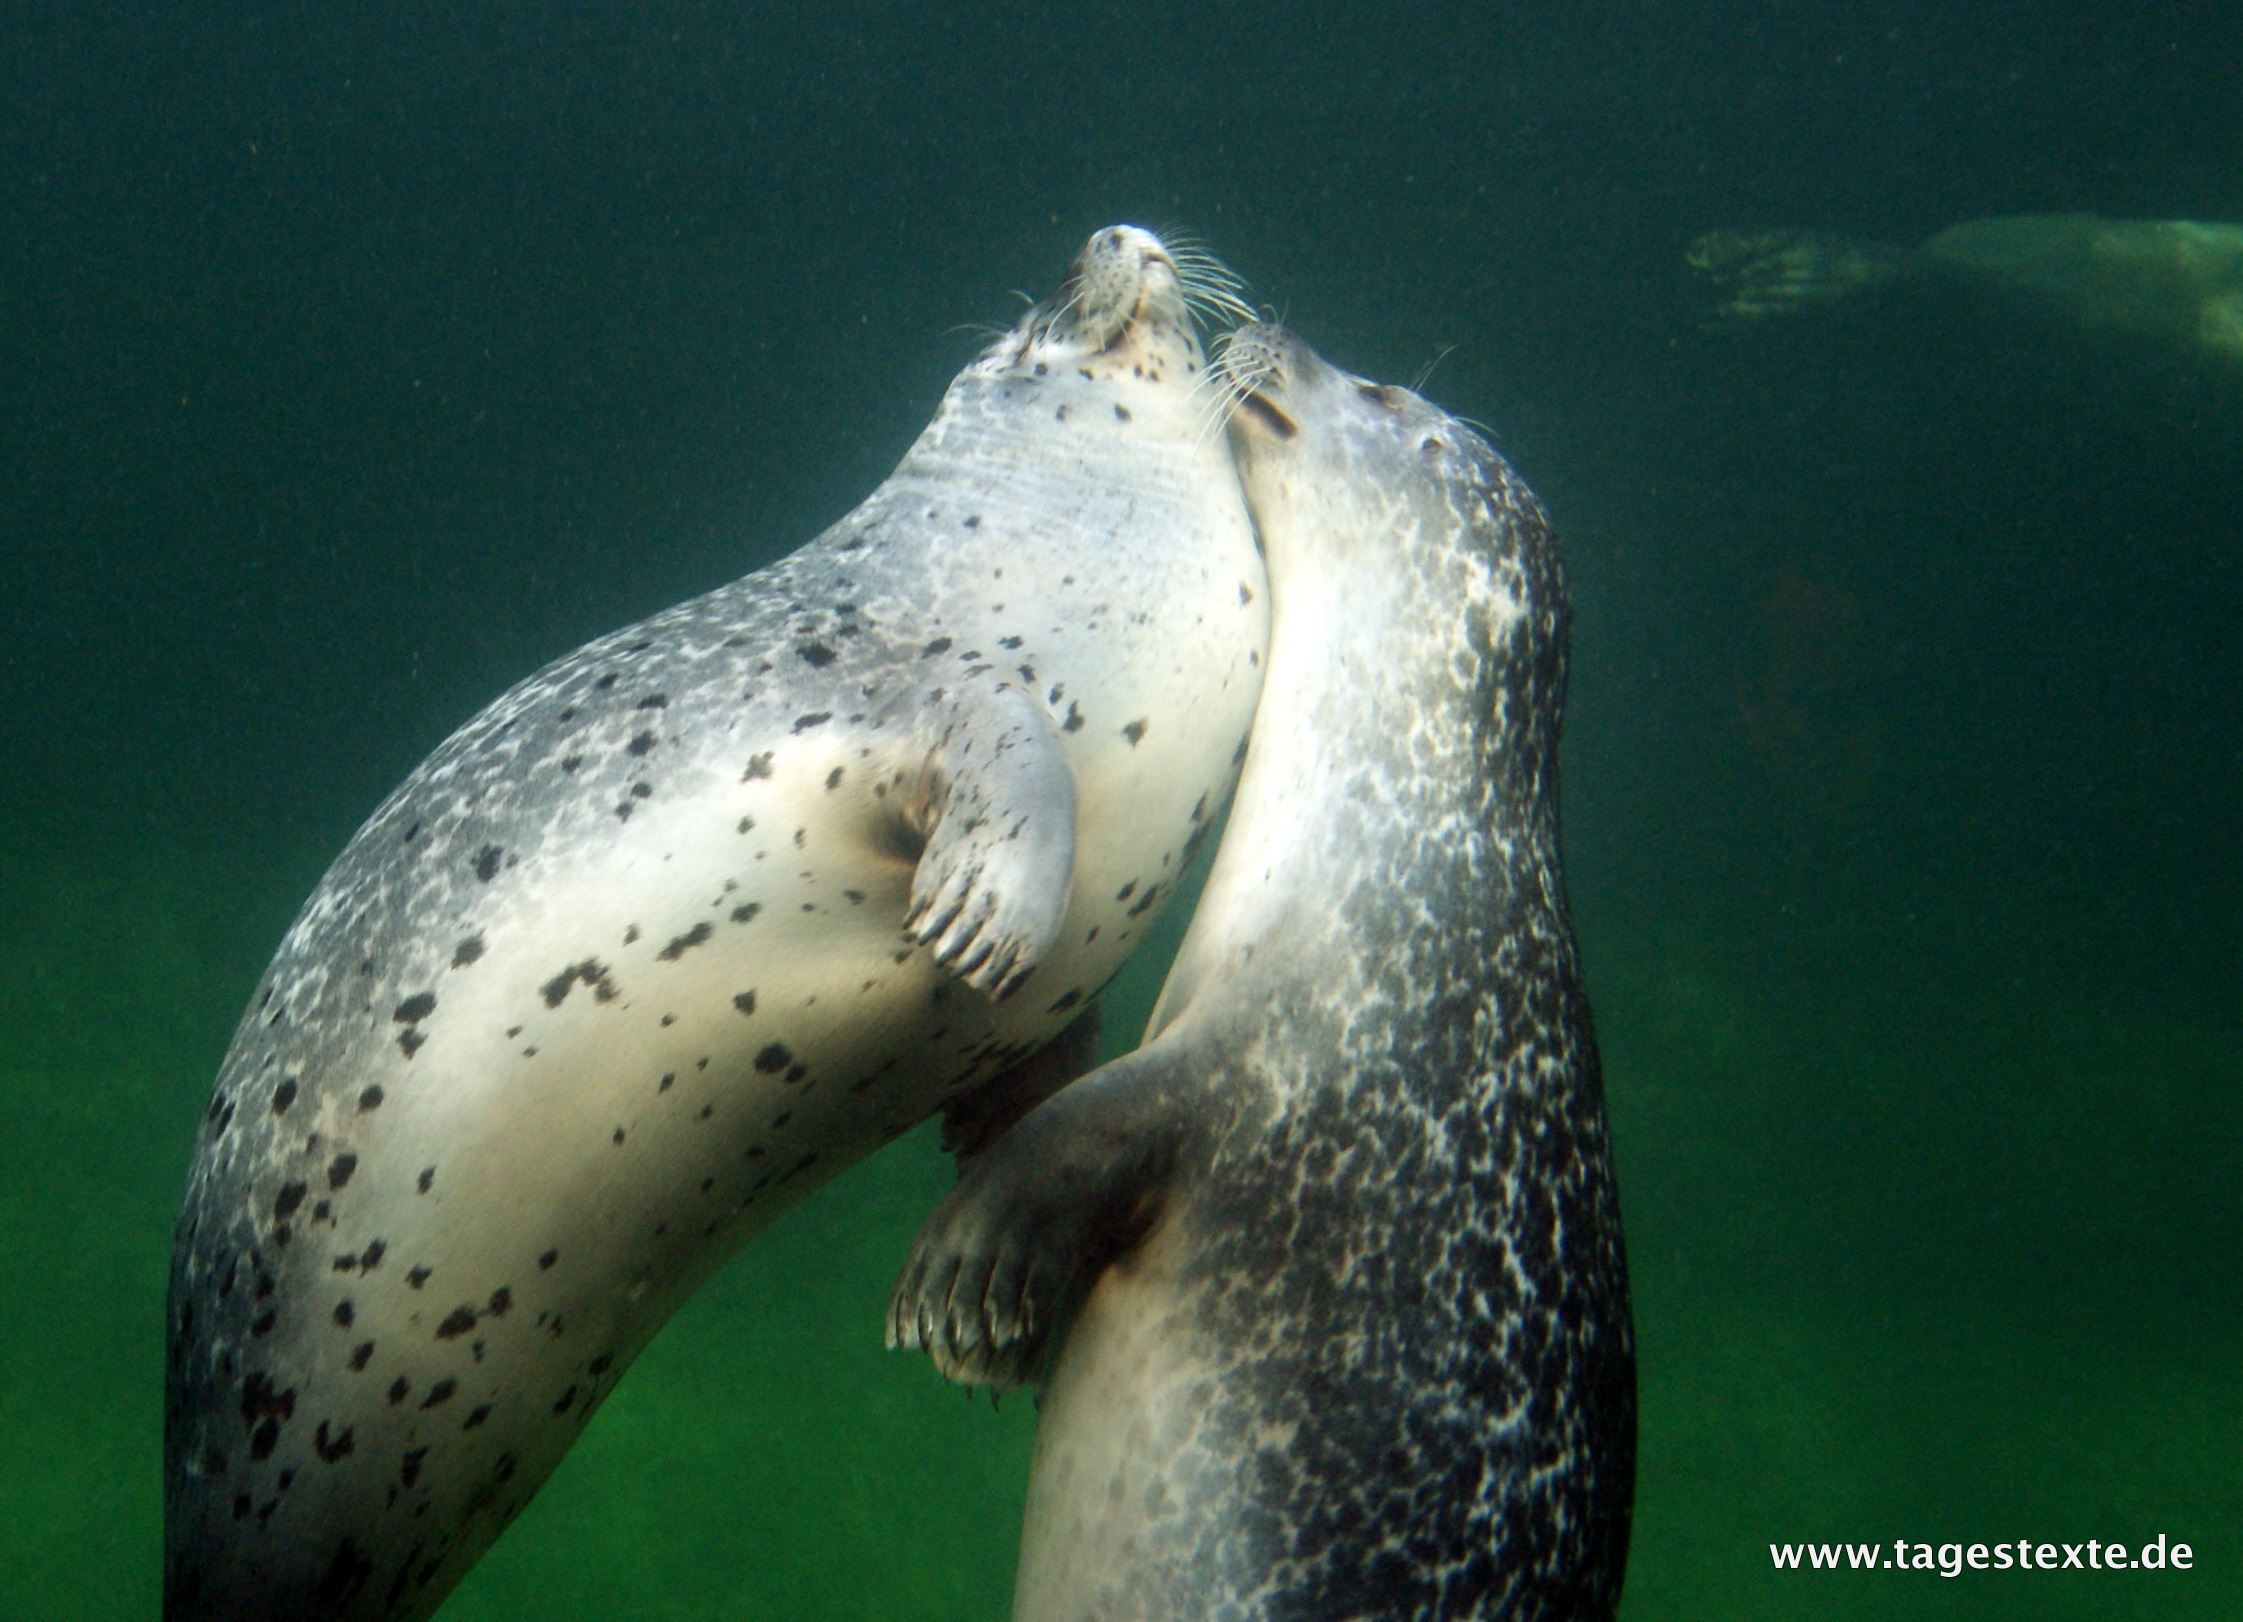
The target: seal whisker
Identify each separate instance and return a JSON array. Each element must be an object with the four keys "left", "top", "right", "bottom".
[
  {"left": 1411, "top": 344, "right": 1459, "bottom": 393},
  {"left": 1147, "top": 229, "right": 1258, "bottom": 330},
  {"left": 1189, "top": 372, "right": 1253, "bottom": 451}
]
